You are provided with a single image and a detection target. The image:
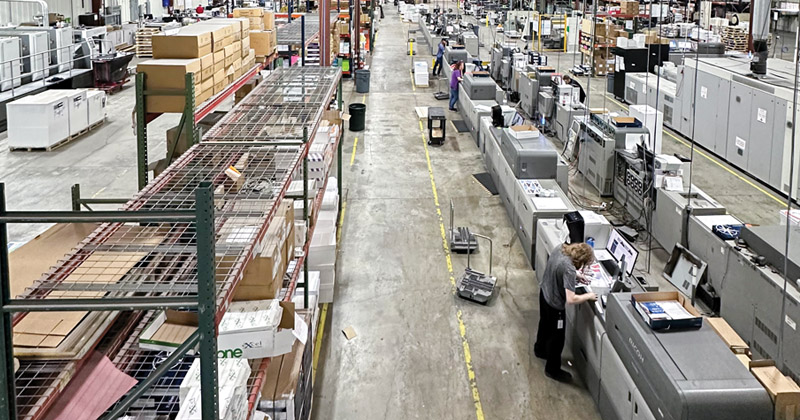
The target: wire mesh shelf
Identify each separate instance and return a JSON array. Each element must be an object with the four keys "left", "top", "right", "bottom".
[
  {"left": 16, "top": 143, "right": 301, "bottom": 310},
  {"left": 204, "top": 68, "right": 340, "bottom": 143}
]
